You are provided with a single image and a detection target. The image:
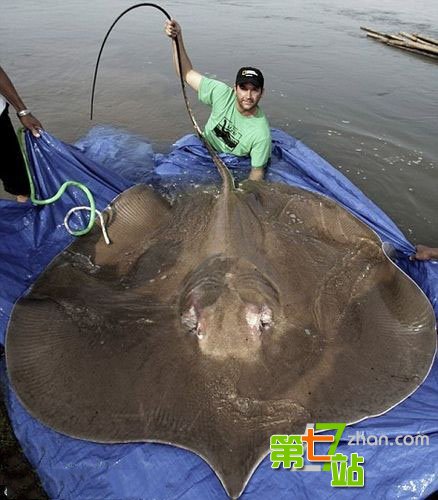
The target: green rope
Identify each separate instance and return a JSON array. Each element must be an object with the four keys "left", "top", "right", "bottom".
[{"left": 18, "top": 128, "right": 96, "bottom": 236}]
